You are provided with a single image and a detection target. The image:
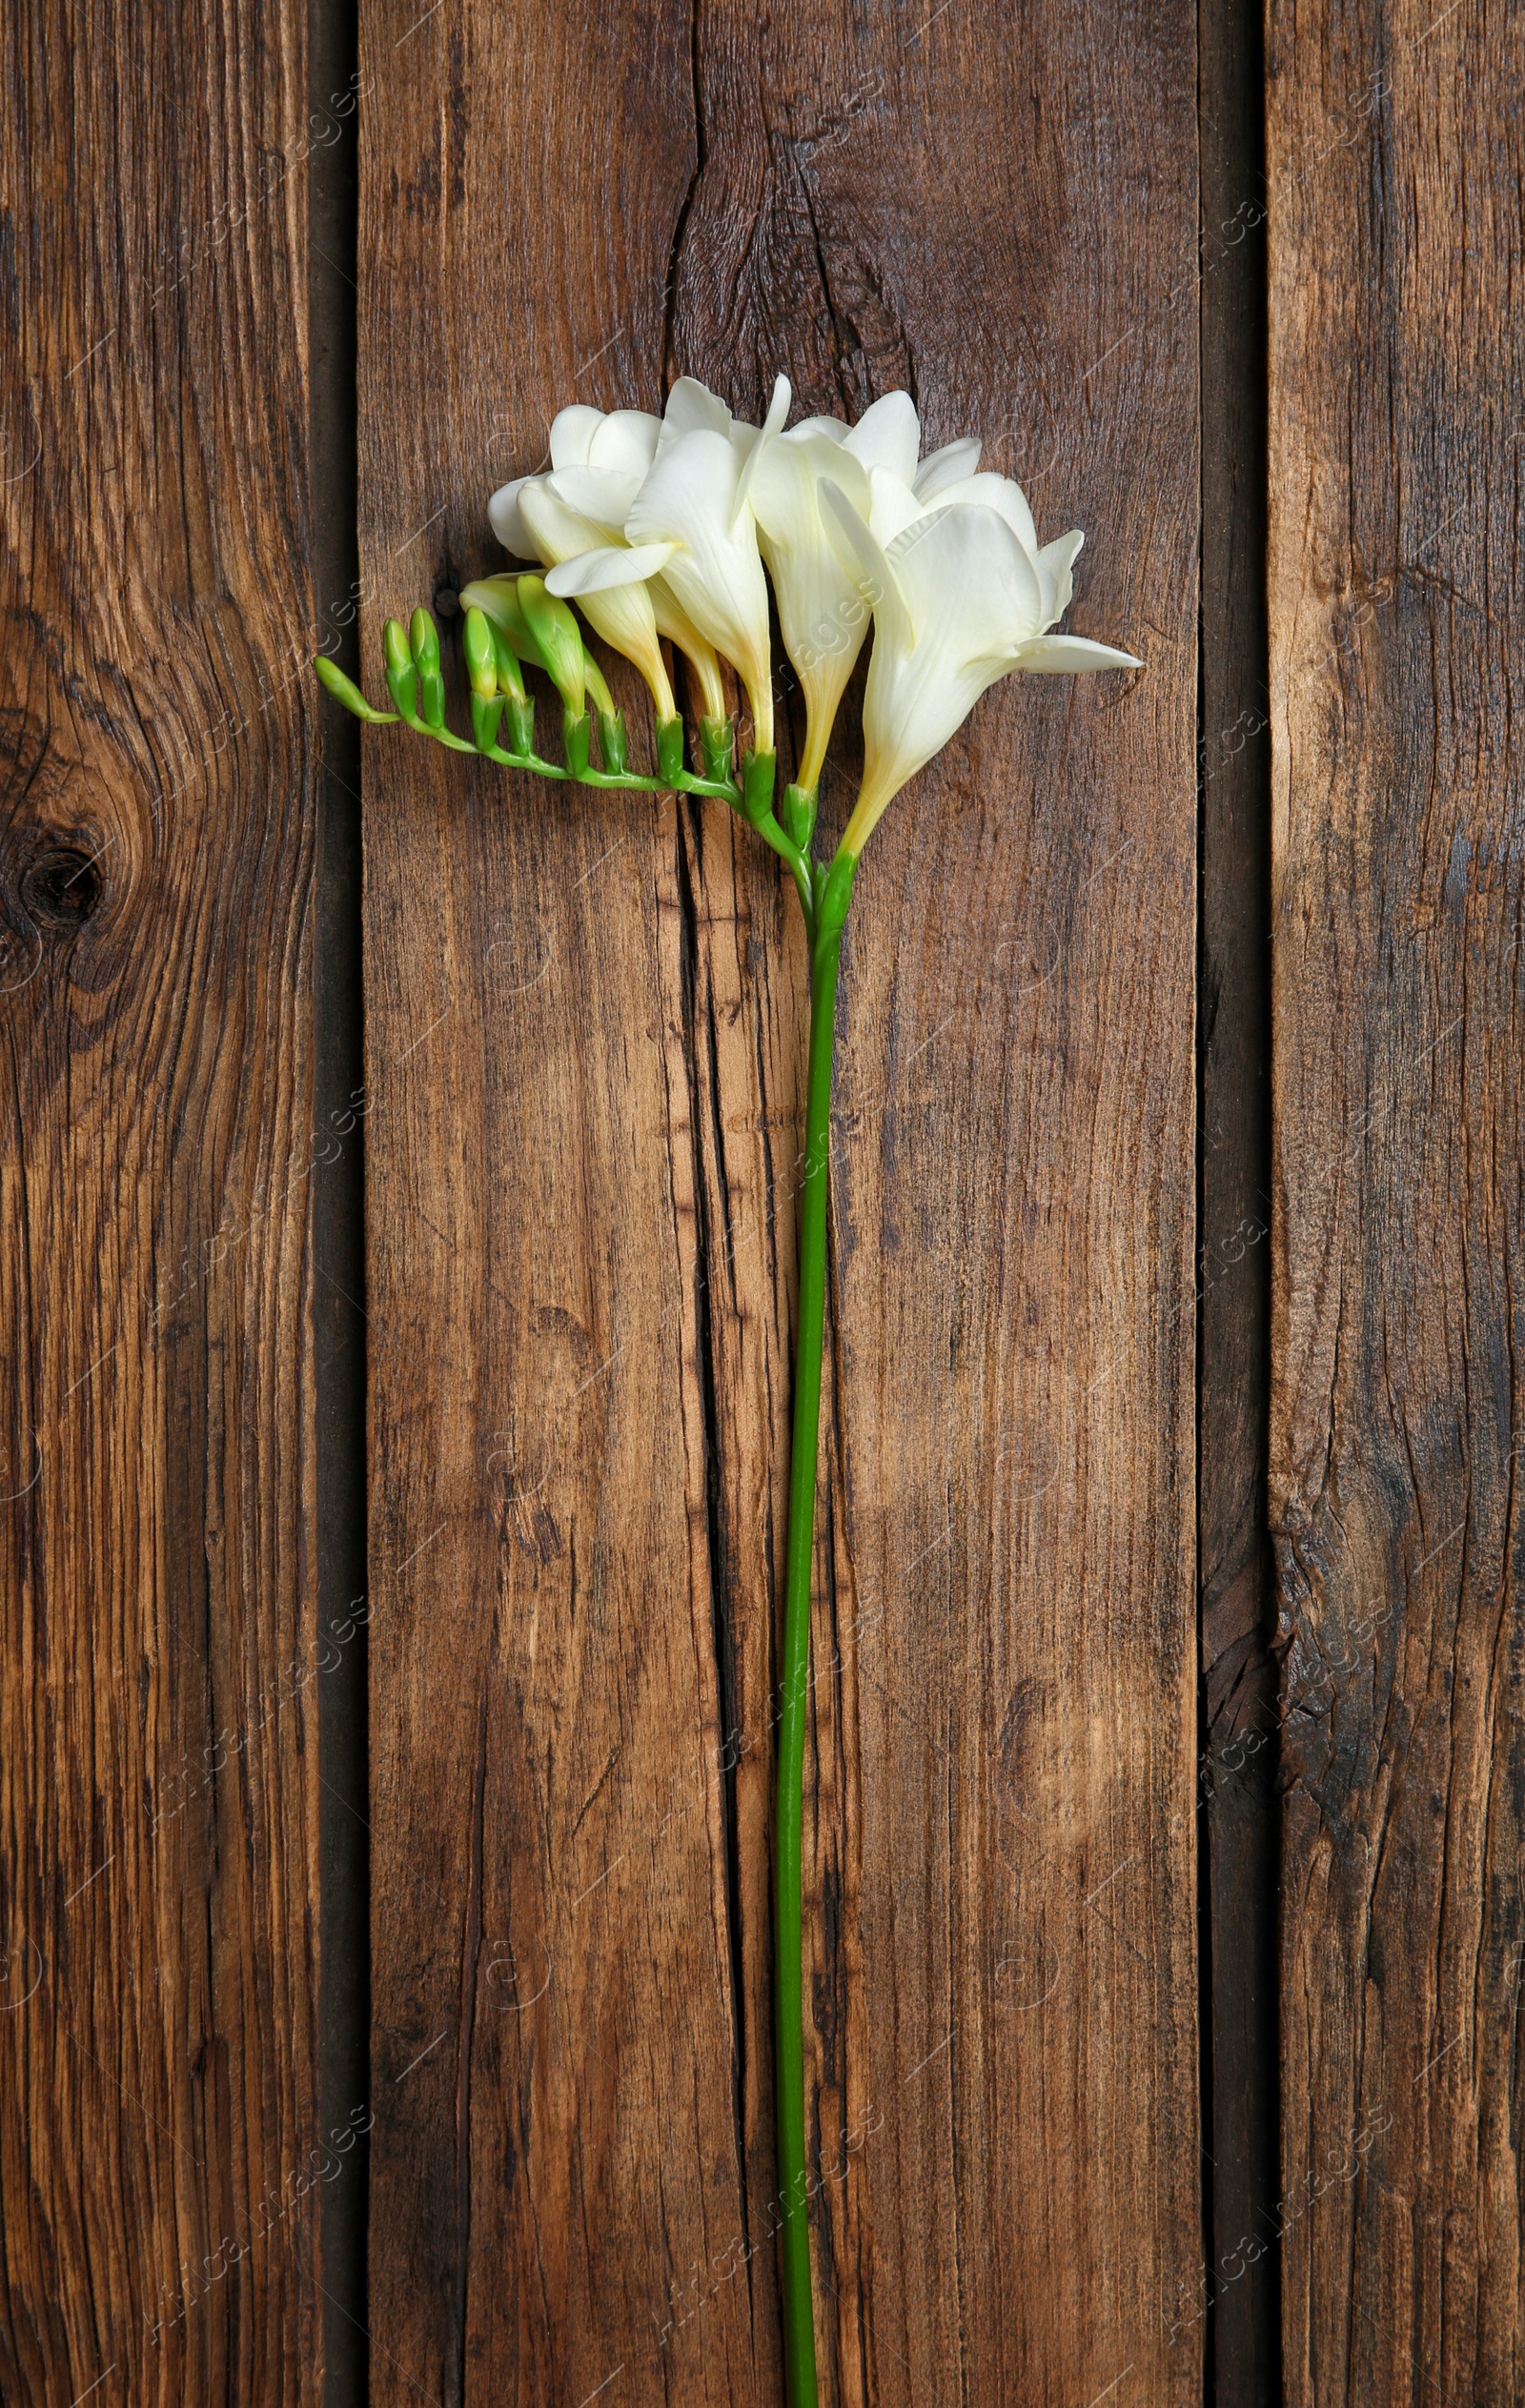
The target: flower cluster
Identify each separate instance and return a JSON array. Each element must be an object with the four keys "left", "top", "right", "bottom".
[
  {"left": 318, "top": 371, "right": 1138, "bottom": 918},
  {"left": 311, "top": 372, "right": 1140, "bottom": 2408}
]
